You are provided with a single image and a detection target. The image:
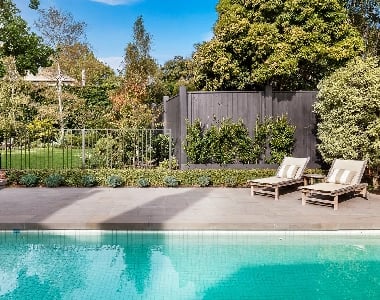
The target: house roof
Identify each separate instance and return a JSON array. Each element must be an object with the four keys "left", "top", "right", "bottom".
[{"left": 24, "top": 68, "right": 76, "bottom": 85}]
